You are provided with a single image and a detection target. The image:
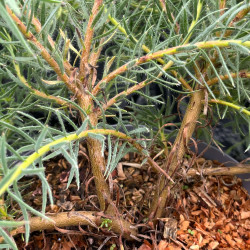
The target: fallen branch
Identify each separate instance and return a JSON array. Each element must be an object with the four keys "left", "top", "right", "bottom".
[
  {"left": 187, "top": 164, "right": 250, "bottom": 176},
  {"left": 0, "top": 210, "right": 138, "bottom": 243}
]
